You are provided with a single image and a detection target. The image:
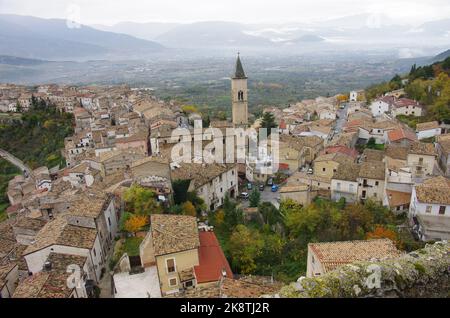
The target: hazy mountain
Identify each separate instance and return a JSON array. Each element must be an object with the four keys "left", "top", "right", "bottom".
[
  {"left": 0, "top": 55, "right": 48, "bottom": 66},
  {"left": 432, "top": 49, "right": 450, "bottom": 62},
  {"left": 0, "top": 14, "right": 165, "bottom": 60},
  {"left": 92, "top": 21, "right": 180, "bottom": 41},
  {"left": 419, "top": 19, "right": 450, "bottom": 37},
  {"left": 155, "top": 21, "right": 273, "bottom": 48}
]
